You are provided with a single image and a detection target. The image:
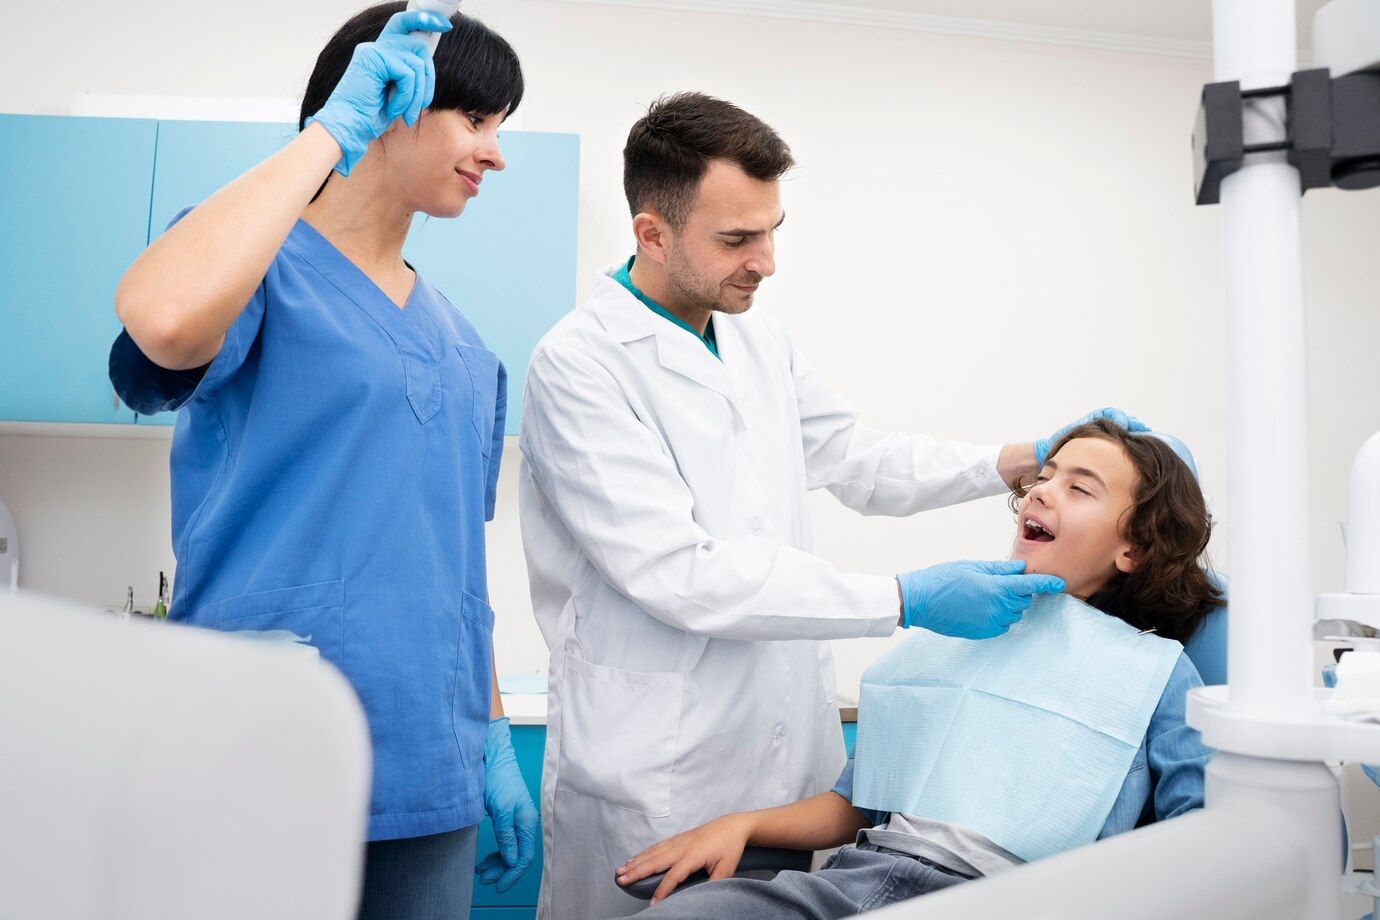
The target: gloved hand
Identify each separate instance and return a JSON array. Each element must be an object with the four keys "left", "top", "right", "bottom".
[
  {"left": 475, "top": 717, "right": 539, "bottom": 894},
  {"left": 897, "top": 560, "right": 1065, "bottom": 639},
  {"left": 305, "top": 9, "right": 451, "bottom": 176},
  {"left": 1034, "top": 407, "right": 1151, "bottom": 467}
]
